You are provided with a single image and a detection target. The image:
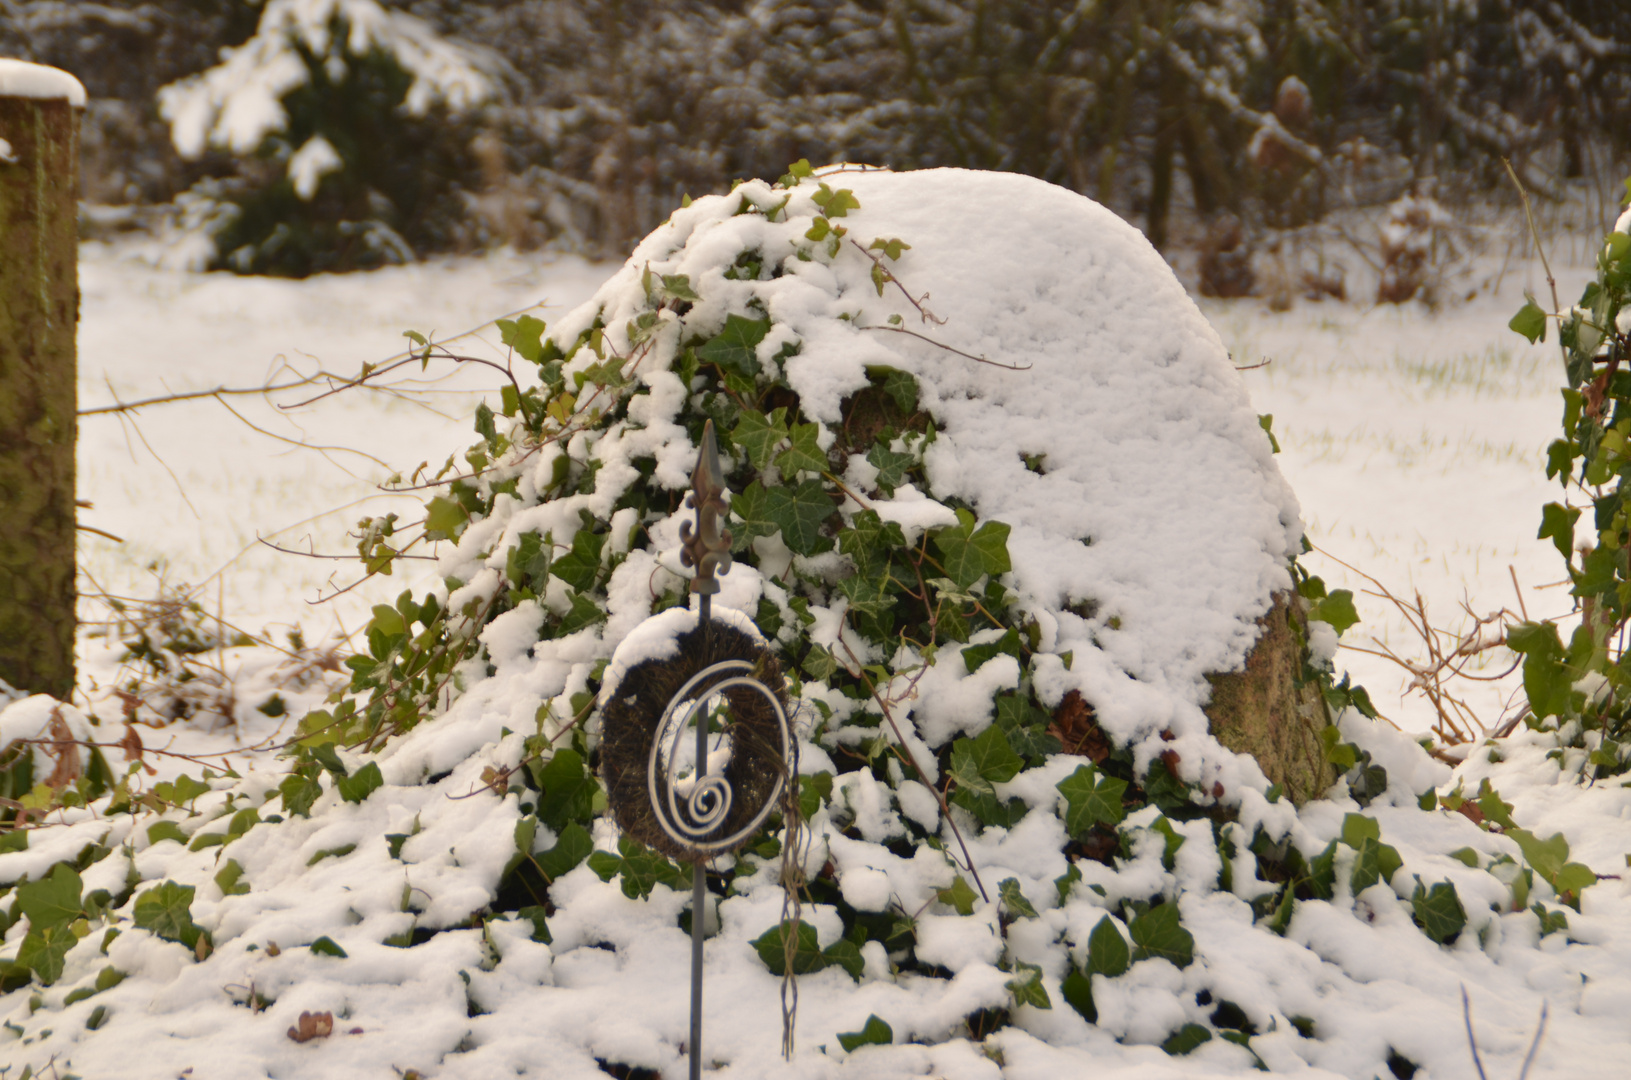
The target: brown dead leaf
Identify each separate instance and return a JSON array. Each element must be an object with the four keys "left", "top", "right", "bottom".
[
  {"left": 119, "top": 722, "right": 146, "bottom": 763},
  {"left": 42, "top": 708, "right": 82, "bottom": 790},
  {"left": 287, "top": 1010, "right": 335, "bottom": 1043},
  {"left": 1048, "top": 690, "right": 1109, "bottom": 763}
]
